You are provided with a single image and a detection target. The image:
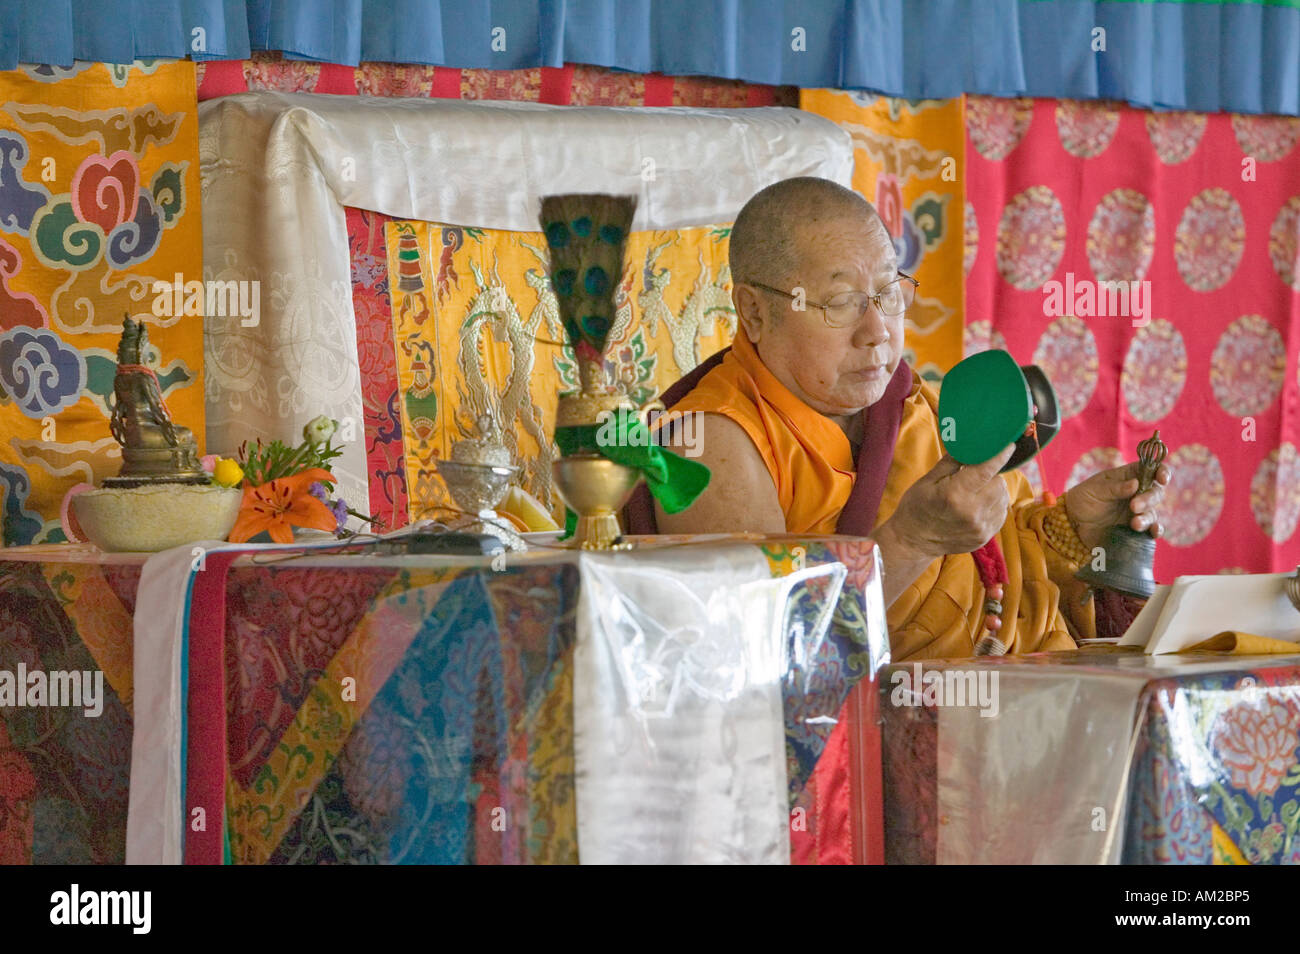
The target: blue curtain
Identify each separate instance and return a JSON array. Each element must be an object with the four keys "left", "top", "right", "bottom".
[{"left": 3, "top": 0, "right": 1300, "bottom": 115}]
